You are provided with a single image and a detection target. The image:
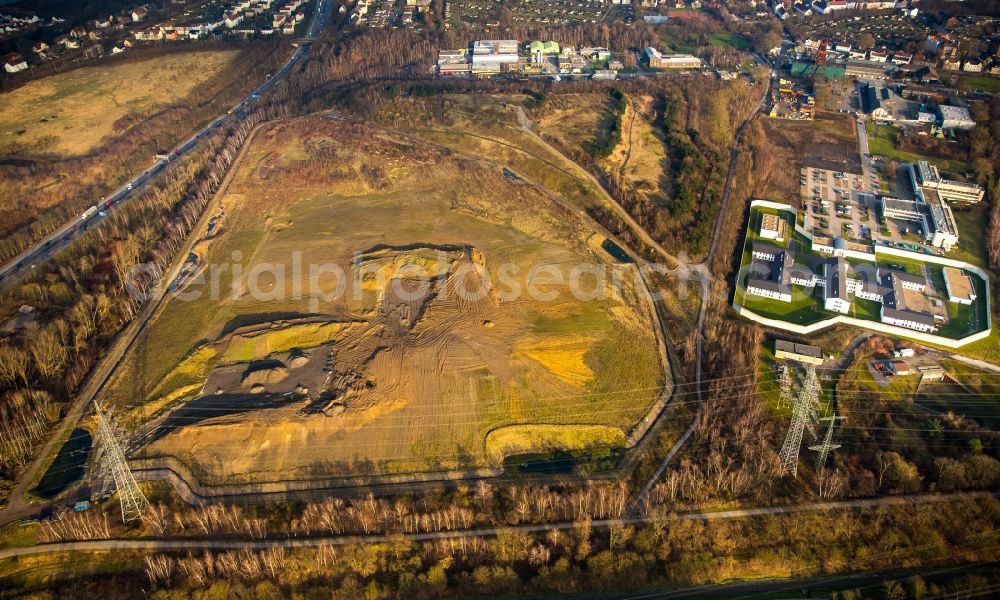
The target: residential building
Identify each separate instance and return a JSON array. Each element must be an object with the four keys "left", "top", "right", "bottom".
[
  {"left": 3, "top": 53, "right": 27, "bottom": 73},
  {"left": 868, "top": 48, "right": 889, "bottom": 62},
  {"left": 962, "top": 59, "right": 983, "bottom": 73},
  {"left": 891, "top": 52, "right": 912, "bottom": 65},
  {"left": 811, "top": 0, "right": 830, "bottom": 14}
]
